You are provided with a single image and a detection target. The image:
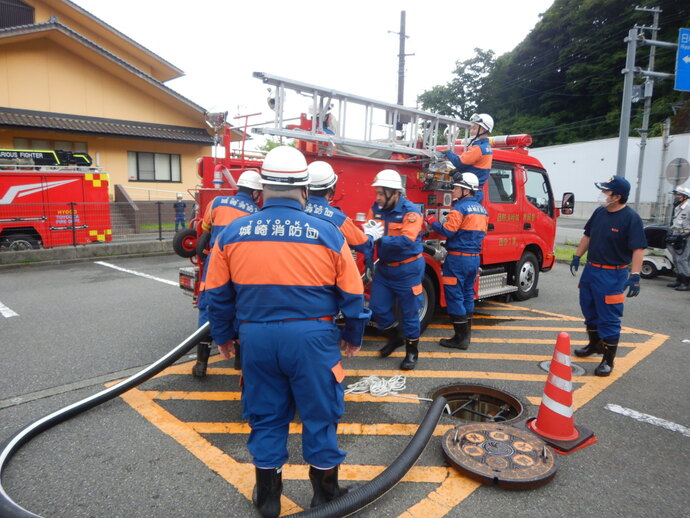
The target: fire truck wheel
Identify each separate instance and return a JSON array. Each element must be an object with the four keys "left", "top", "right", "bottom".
[
  {"left": 4, "top": 234, "right": 39, "bottom": 251},
  {"left": 172, "top": 228, "right": 198, "bottom": 258},
  {"left": 513, "top": 251, "right": 539, "bottom": 301},
  {"left": 419, "top": 273, "right": 437, "bottom": 331}
]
